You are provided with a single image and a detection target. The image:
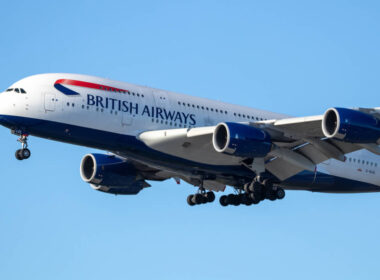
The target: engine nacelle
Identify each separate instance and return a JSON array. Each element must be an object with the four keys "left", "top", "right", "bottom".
[
  {"left": 212, "top": 122, "right": 272, "bottom": 158},
  {"left": 80, "top": 154, "right": 149, "bottom": 195},
  {"left": 322, "top": 107, "right": 380, "bottom": 143}
]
